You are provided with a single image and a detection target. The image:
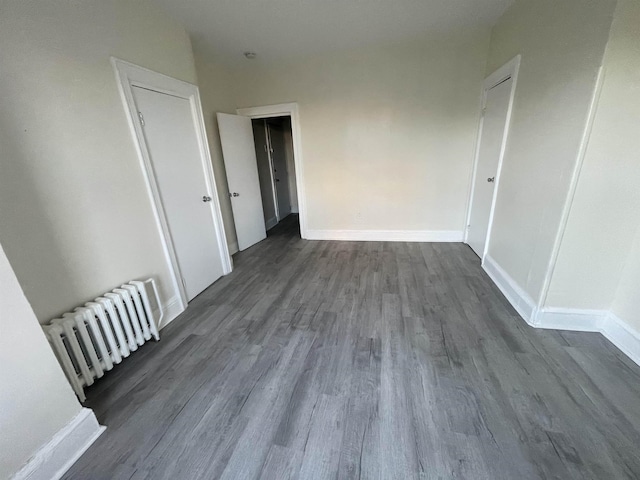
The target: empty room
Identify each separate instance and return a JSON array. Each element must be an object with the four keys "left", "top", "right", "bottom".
[{"left": 1, "top": 0, "right": 639, "bottom": 479}]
